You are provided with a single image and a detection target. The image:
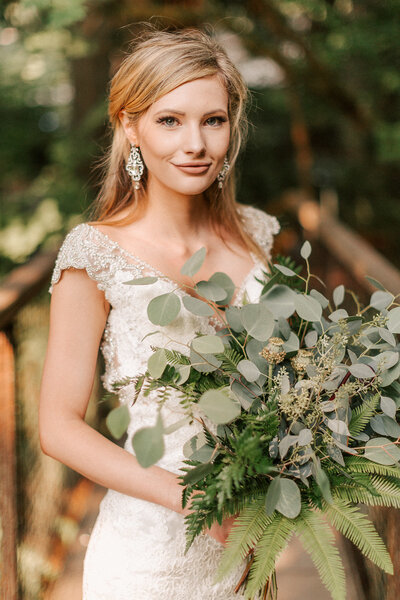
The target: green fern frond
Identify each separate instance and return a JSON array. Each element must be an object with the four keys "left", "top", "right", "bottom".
[
  {"left": 215, "top": 347, "right": 243, "bottom": 372},
  {"left": 214, "top": 495, "right": 272, "bottom": 583},
  {"left": 349, "top": 394, "right": 380, "bottom": 435},
  {"left": 345, "top": 456, "right": 400, "bottom": 478},
  {"left": 244, "top": 513, "right": 295, "bottom": 598},
  {"left": 163, "top": 348, "right": 191, "bottom": 365},
  {"left": 323, "top": 498, "right": 393, "bottom": 574},
  {"left": 335, "top": 476, "right": 400, "bottom": 509},
  {"left": 295, "top": 509, "right": 346, "bottom": 600}
]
